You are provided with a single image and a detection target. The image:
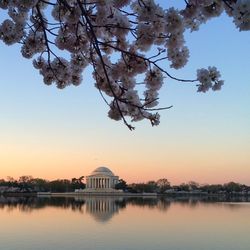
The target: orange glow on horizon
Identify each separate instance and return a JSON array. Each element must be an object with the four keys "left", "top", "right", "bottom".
[{"left": 1, "top": 120, "right": 249, "bottom": 185}]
